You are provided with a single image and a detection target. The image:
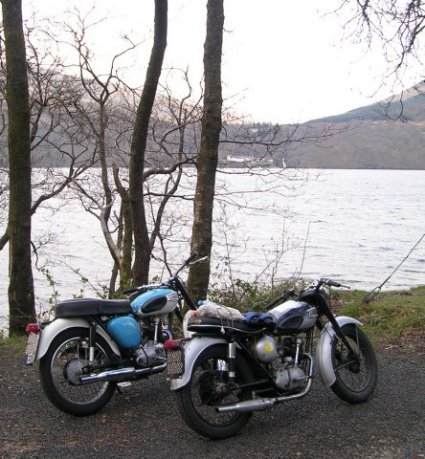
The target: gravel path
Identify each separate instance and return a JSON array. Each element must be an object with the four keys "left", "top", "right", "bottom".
[{"left": 0, "top": 344, "right": 424, "bottom": 459}]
